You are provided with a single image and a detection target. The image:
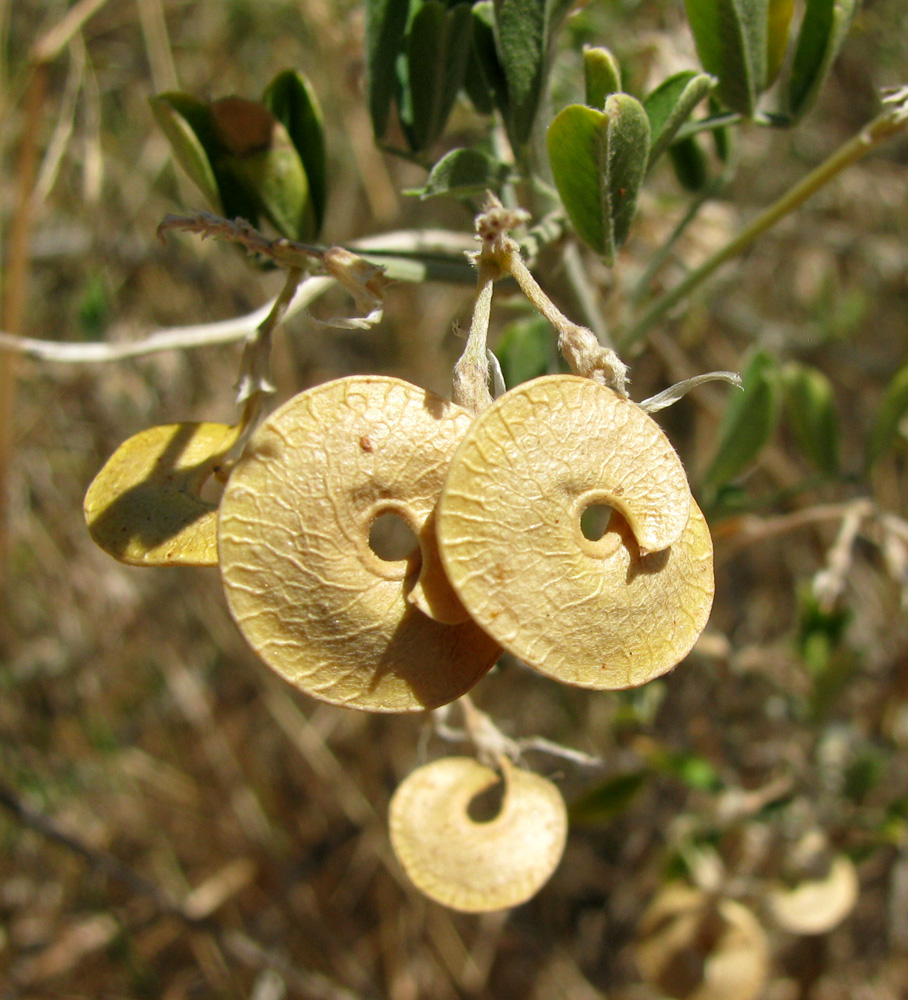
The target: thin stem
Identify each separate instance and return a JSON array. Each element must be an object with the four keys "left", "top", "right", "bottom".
[
  {"left": 619, "top": 97, "right": 908, "bottom": 352},
  {"left": 452, "top": 261, "right": 497, "bottom": 413}
]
